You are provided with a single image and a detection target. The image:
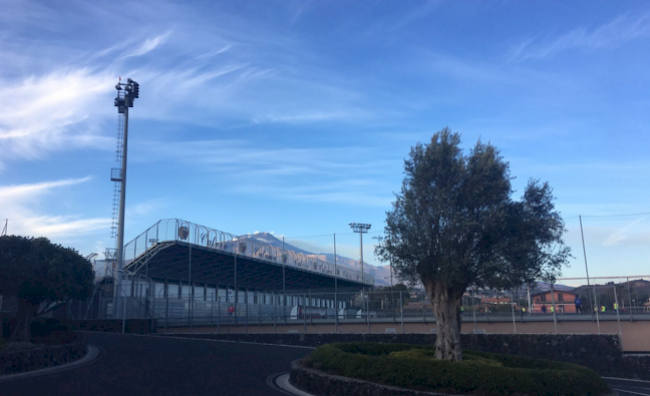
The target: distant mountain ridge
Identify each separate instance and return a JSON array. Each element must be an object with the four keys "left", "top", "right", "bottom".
[
  {"left": 238, "top": 232, "right": 577, "bottom": 291},
  {"left": 239, "top": 232, "right": 392, "bottom": 286}
]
